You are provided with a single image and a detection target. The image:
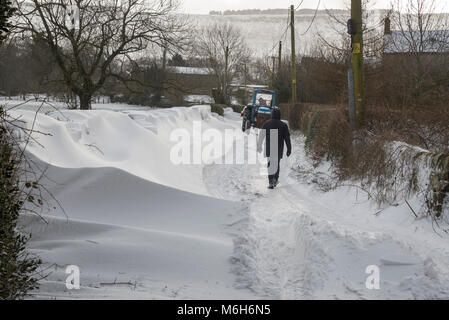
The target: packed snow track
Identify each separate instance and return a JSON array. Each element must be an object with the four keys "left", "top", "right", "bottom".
[{"left": 6, "top": 102, "right": 449, "bottom": 299}]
